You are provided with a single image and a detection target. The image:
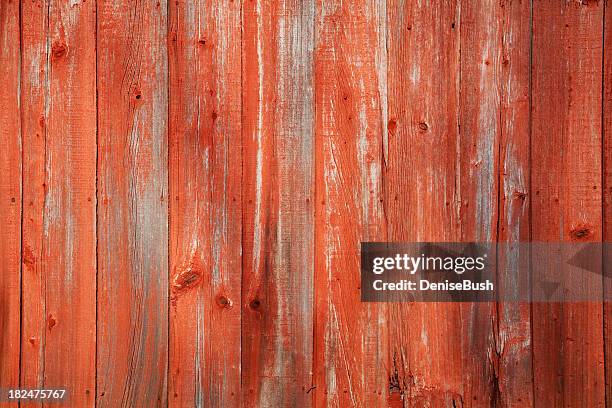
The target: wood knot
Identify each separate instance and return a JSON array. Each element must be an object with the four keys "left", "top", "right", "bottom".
[
  {"left": 172, "top": 262, "right": 203, "bottom": 296},
  {"left": 51, "top": 41, "right": 68, "bottom": 59},
  {"left": 513, "top": 191, "right": 526, "bottom": 200},
  {"left": 47, "top": 315, "right": 57, "bottom": 330},
  {"left": 215, "top": 294, "right": 232, "bottom": 309},
  {"left": 388, "top": 119, "right": 397, "bottom": 135},
  {"left": 570, "top": 225, "right": 593, "bottom": 240},
  {"left": 418, "top": 122, "right": 429, "bottom": 131},
  {"left": 249, "top": 298, "right": 261, "bottom": 311},
  {"left": 211, "top": 111, "right": 218, "bottom": 121}
]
